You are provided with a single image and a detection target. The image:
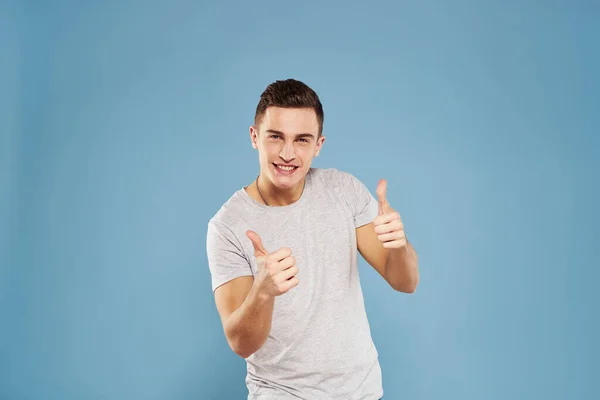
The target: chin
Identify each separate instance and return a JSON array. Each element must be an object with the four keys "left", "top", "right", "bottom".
[{"left": 271, "top": 174, "right": 300, "bottom": 188}]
